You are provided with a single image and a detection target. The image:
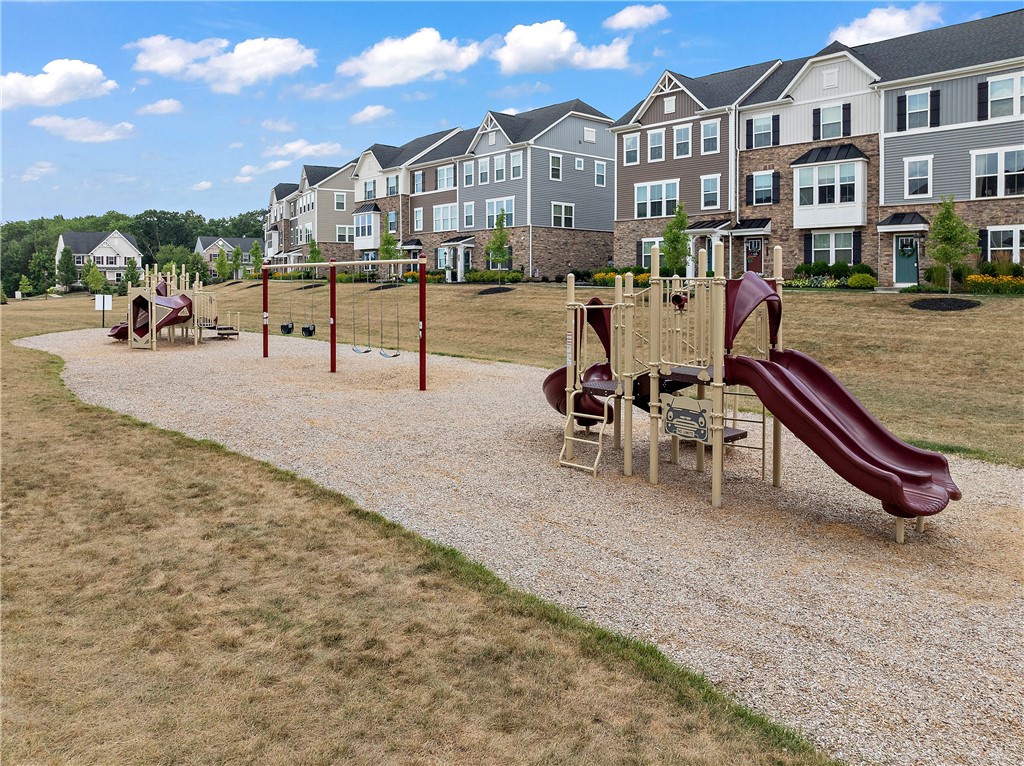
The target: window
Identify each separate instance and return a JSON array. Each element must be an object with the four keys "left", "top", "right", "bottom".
[
  {"left": 463, "top": 161, "right": 474, "bottom": 188},
  {"left": 988, "top": 227, "right": 1024, "bottom": 263},
  {"left": 972, "top": 147, "right": 1024, "bottom": 198},
  {"left": 812, "top": 231, "right": 854, "bottom": 264},
  {"left": 701, "top": 120, "right": 719, "bottom": 154},
  {"left": 624, "top": 134, "right": 639, "bottom": 165},
  {"left": 798, "top": 168, "right": 814, "bottom": 205},
  {"left": 798, "top": 163, "right": 858, "bottom": 206},
  {"left": 354, "top": 213, "right": 373, "bottom": 238},
  {"left": 479, "top": 157, "right": 489, "bottom": 184},
  {"left": 494, "top": 155, "right": 506, "bottom": 182},
  {"left": 753, "top": 171, "right": 773, "bottom": 205},
  {"left": 648, "top": 129, "right": 665, "bottom": 161},
  {"left": 550, "top": 154, "right": 562, "bottom": 180},
  {"left": 552, "top": 202, "right": 574, "bottom": 228},
  {"left": 486, "top": 198, "right": 514, "bottom": 227},
  {"left": 334, "top": 192, "right": 346, "bottom": 211},
  {"left": 436, "top": 165, "right": 454, "bottom": 190},
  {"left": 510, "top": 152, "right": 523, "bottom": 179},
  {"left": 74, "top": 255, "right": 84, "bottom": 265},
  {"left": 753, "top": 116, "right": 772, "bottom": 148},
  {"left": 673, "top": 125, "right": 691, "bottom": 158},
  {"left": 839, "top": 163, "right": 856, "bottom": 202},
  {"left": 433, "top": 204, "right": 457, "bottom": 232},
  {"left": 413, "top": 208, "right": 423, "bottom": 232},
  {"left": 905, "top": 156, "right": 932, "bottom": 197},
  {"left": 634, "top": 181, "right": 678, "bottom": 218},
  {"left": 640, "top": 238, "right": 664, "bottom": 269},
  {"left": 414, "top": 171, "right": 424, "bottom": 194},
  {"left": 907, "top": 89, "right": 930, "bottom": 129},
  {"left": 822, "top": 68, "right": 838, "bottom": 89},
  {"left": 989, "top": 75, "right": 1017, "bottom": 118},
  {"left": 583, "top": 126, "right": 596, "bottom": 142},
  {"left": 387, "top": 211, "right": 397, "bottom": 233},
  {"left": 364, "top": 179, "right": 376, "bottom": 200},
  {"left": 336, "top": 225, "right": 354, "bottom": 243},
  {"left": 701, "top": 174, "right": 720, "bottom": 209},
  {"left": 595, "top": 161, "right": 606, "bottom": 187},
  {"left": 664, "top": 95, "right": 676, "bottom": 114},
  {"left": 575, "top": 158, "right": 584, "bottom": 171},
  {"left": 463, "top": 202, "right": 474, "bottom": 228},
  {"left": 386, "top": 174, "right": 398, "bottom": 196},
  {"left": 820, "top": 105, "right": 842, "bottom": 139}
]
